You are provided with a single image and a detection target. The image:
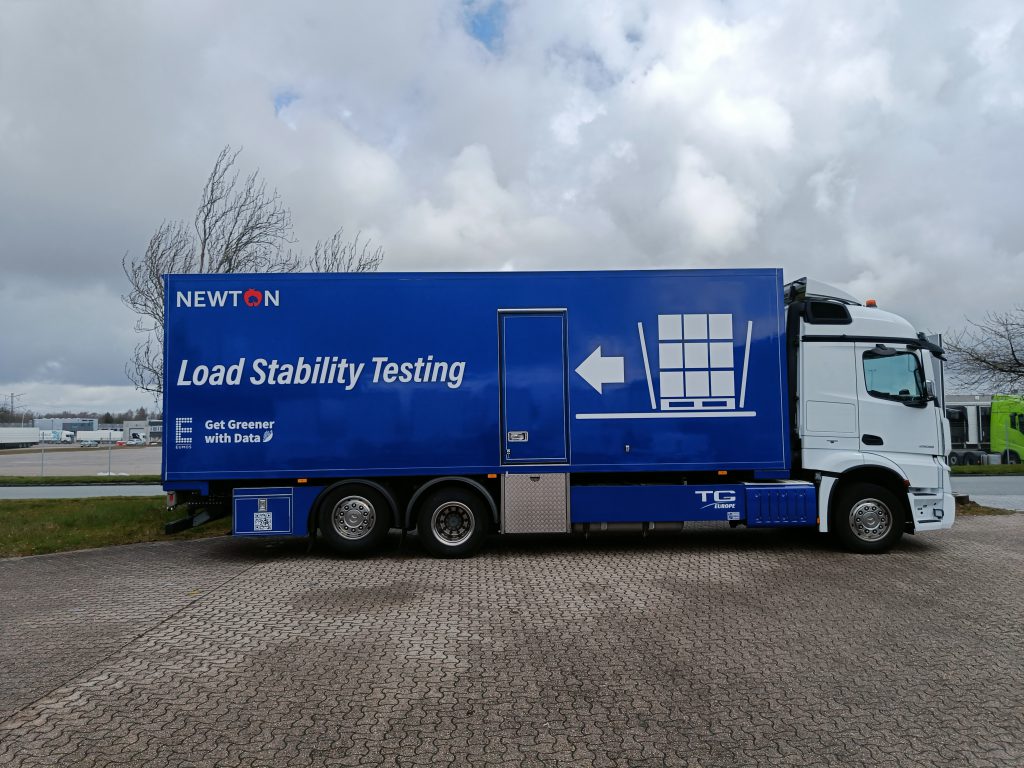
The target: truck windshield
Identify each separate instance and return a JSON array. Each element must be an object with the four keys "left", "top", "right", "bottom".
[
  {"left": 863, "top": 350, "right": 925, "bottom": 402},
  {"left": 1015, "top": 413, "right": 1024, "bottom": 434}
]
